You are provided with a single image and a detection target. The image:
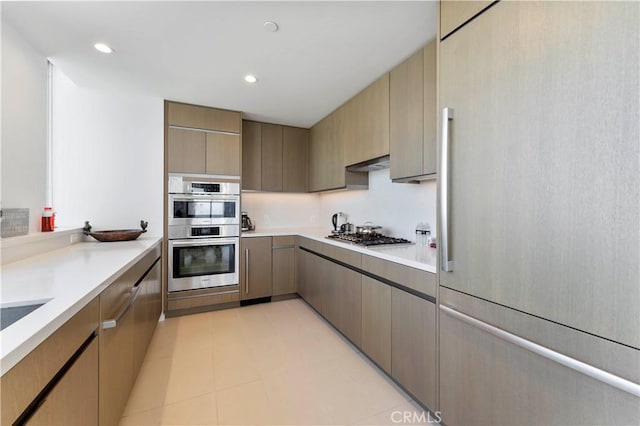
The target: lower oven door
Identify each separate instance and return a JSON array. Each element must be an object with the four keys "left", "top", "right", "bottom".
[{"left": 168, "top": 238, "right": 239, "bottom": 292}]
